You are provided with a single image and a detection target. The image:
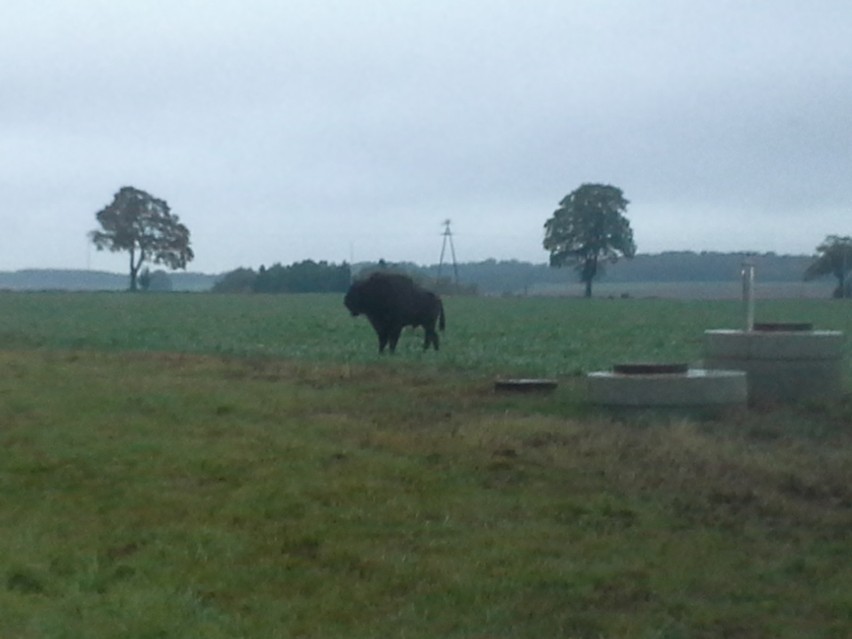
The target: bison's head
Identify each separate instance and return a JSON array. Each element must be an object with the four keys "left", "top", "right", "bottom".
[{"left": 343, "top": 284, "right": 363, "bottom": 316}]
